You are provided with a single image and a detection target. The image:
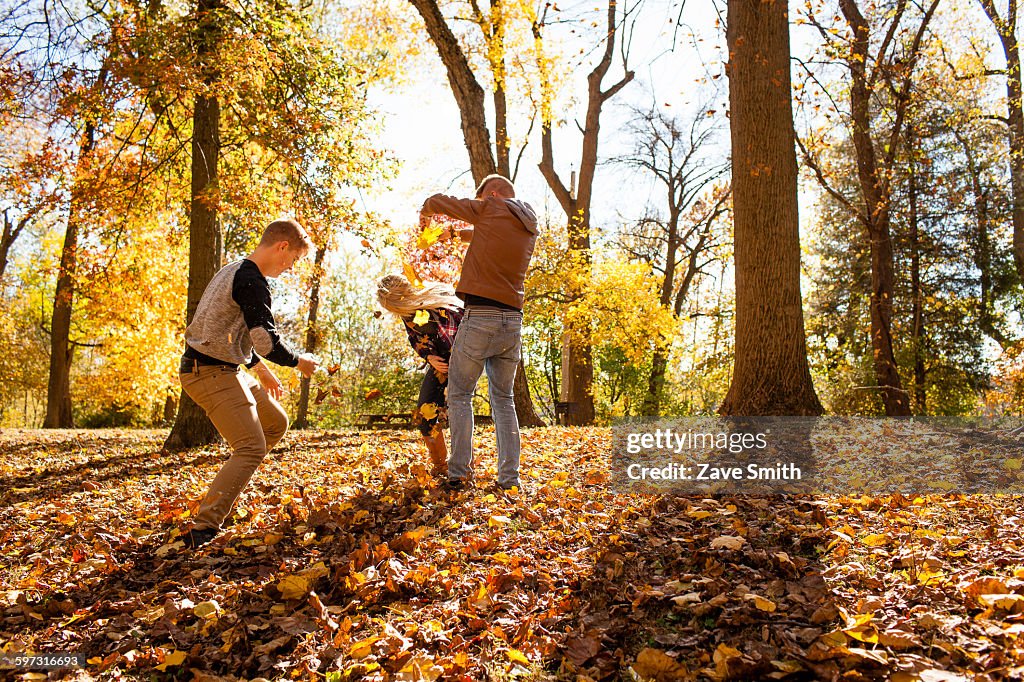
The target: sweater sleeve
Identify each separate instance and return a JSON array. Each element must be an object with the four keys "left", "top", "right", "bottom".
[
  {"left": 421, "top": 194, "right": 483, "bottom": 225},
  {"left": 232, "top": 265, "right": 300, "bottom": 368}
]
